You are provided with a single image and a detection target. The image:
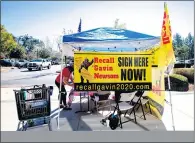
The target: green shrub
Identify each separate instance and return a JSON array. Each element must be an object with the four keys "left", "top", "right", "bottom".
[
  {"left": 174, "top": 68, "right": 194, "bottom": 83},
  {"left": 164, "top": 74, "right": 189, "bottom": 91}
]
